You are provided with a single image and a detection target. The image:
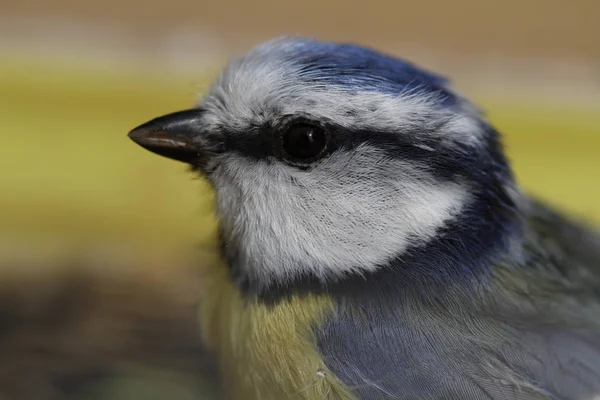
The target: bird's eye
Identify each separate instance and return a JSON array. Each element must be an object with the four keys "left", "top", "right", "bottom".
[{"left": 281, "top": 123, "right": 328, "bottom": 163}]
